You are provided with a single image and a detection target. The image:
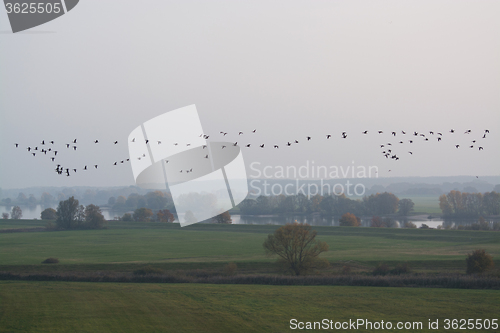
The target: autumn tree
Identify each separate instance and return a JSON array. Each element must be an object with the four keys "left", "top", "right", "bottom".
[
  {"left": 157, "top": 209, "right": 175, "bottom": 223},
  {"left": 84, "top": 204, "right": 106, "bottom": 229},
  {"left": 370, "top": 216, "right": 385, "bottom": 227},
  {"left": 56, "top": 197, "right": 80, "bottom": 229},
  {"left": 212, "top": 211, "right": 232, "bottom": 224},
  {"left": 339, "top": 212, "right": 361, "bottom": 227},
  {"left": 263, "top": 223, "right": 329, "bottom": 275},
  {"left": 398, "top": 198, "right": 415, "bottom": 216},
  {"left": 11, "top": 206, "right": 22, "bottom": 220},
  {"left": 41, "top": 208, "right": 57, "bottom": 220},
  {"left": 133, "top": 207, "right": 153, "bottom": 222}
]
